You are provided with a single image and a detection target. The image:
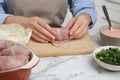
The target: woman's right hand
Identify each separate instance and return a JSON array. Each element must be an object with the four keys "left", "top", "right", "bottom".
[{"left": 4, "top": 16, "right": 56, "bottom": 43}]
